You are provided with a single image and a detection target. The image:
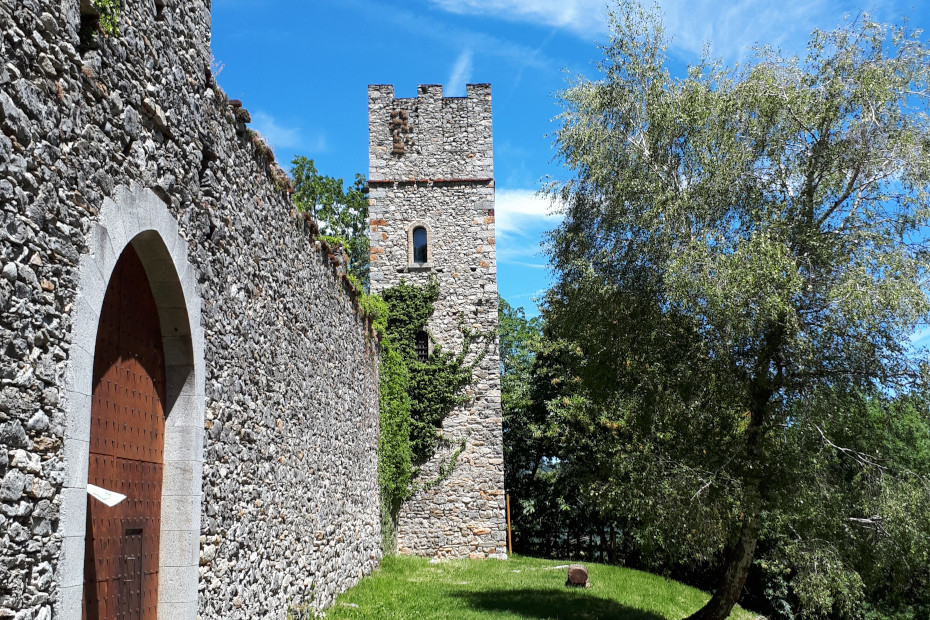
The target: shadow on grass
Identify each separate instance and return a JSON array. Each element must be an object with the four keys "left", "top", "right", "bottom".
[{"left": 452, "top": 587, "right": 667, "bottom": 620}]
